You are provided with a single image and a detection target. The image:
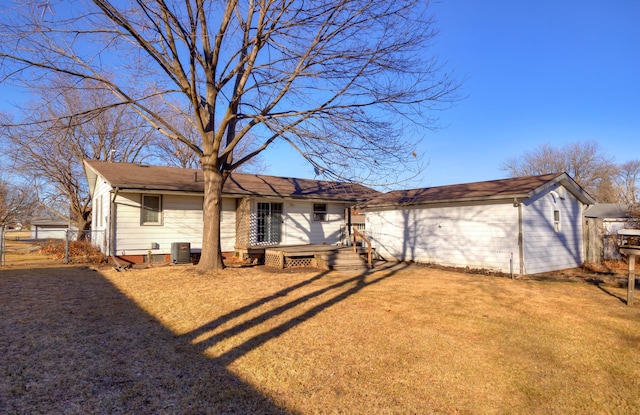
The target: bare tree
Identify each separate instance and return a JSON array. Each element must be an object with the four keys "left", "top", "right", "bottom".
[
  {"left": 155, "top": 117, "right": 267, "bottom": 172},
  {"left": 0, "top": 0, "right": 460, "bottom": 271},
  {"left": 1, "top": 76, "right": 159, "bottom": 238},
  {"left": 0, "top": 178, "right": 38, "bottom": 227},
  {"left": 616, "top": 160, "right": 640, "bottom": 205},
  {"left": 502, "top": 141, "right": 619, "bottom": 202}
]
